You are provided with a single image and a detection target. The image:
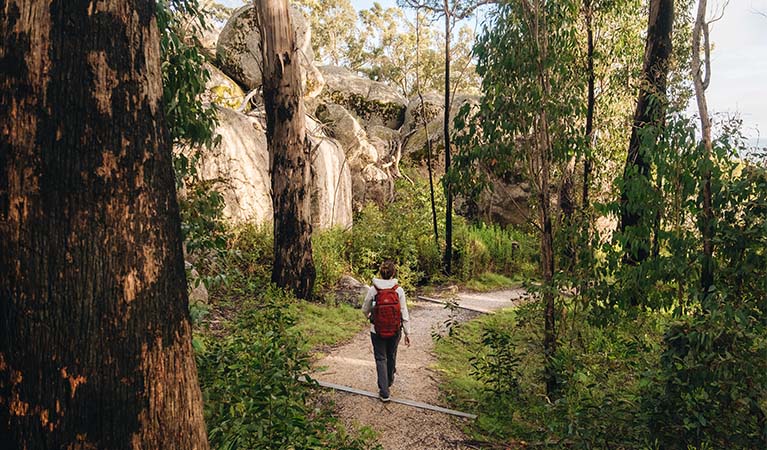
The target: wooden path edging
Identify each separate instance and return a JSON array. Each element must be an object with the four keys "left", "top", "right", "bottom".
[
  {"left": 416, "top": 295, "right": 495, "bottom": 314},
  {"left": 312, "top": 379, "right": 478, "bottom": 420}
]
